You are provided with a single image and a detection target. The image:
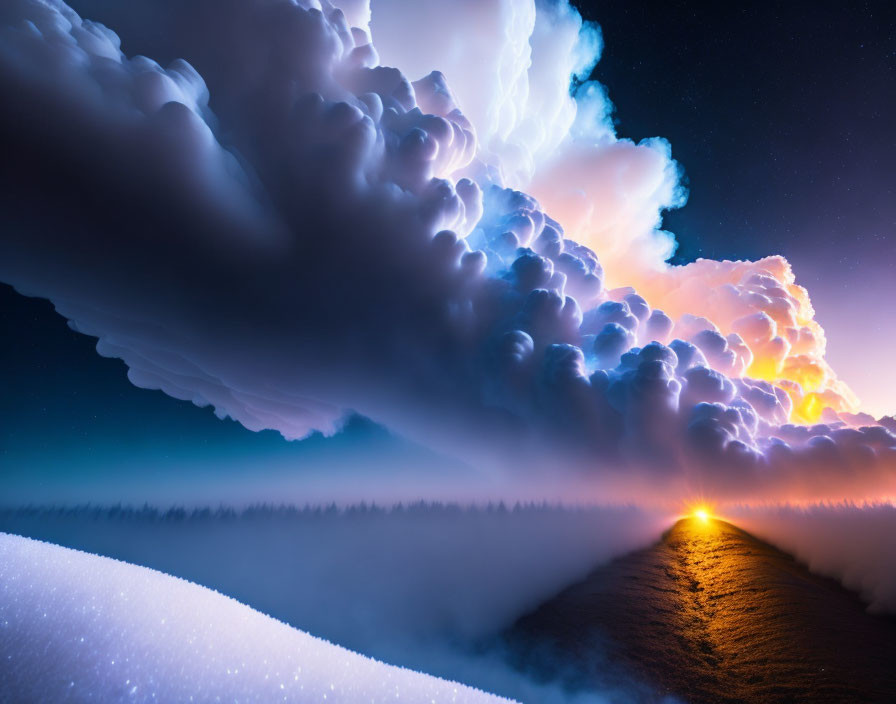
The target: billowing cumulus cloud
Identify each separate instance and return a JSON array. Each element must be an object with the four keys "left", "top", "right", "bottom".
[{"left": 1, "top": 0, "right": 894, "bottom": 503}]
